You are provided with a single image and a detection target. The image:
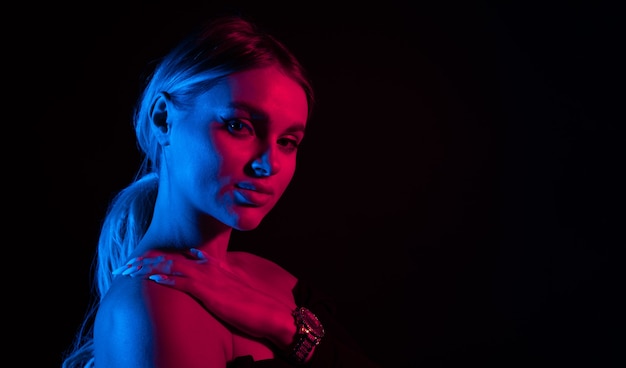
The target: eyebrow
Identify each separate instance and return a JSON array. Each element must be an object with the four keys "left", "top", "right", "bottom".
[{"left": 230, "top": 101, "right": 307, "bottom": 134}]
